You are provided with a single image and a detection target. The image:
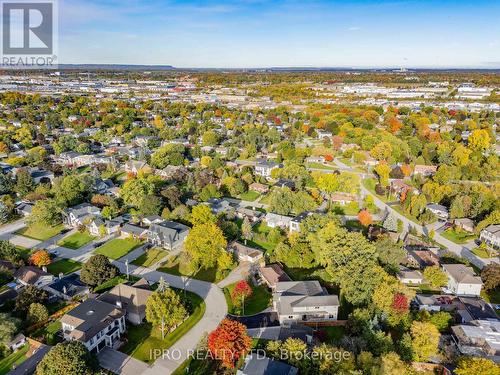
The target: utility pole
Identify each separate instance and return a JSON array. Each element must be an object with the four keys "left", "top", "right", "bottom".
[{"left": 125, "top": 259, "right": 129, "bottom": 280}]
